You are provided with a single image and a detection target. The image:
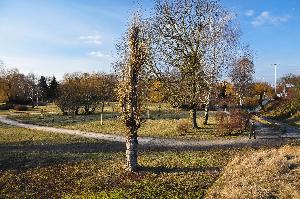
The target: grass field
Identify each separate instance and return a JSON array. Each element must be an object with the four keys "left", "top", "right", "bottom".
[
  {"left": 4, "top": 103, "right": 248, "bottom": 140},
  {"left": 1, "top": 115, "right": 299, "bottom": 198},
  {"left": 0, "top": 122, "right": 243, "bottom": 198}
]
